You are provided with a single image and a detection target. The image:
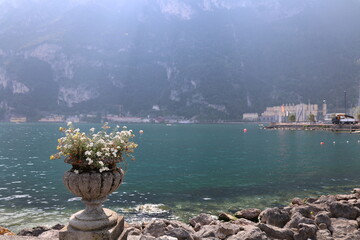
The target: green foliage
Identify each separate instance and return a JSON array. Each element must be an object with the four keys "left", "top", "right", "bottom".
[
  {"left": 288, "top": 115, "right": 296, "bottom": 122},
  {"left": 308, "top": 114, "right": 316, "bottom": 122}
]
